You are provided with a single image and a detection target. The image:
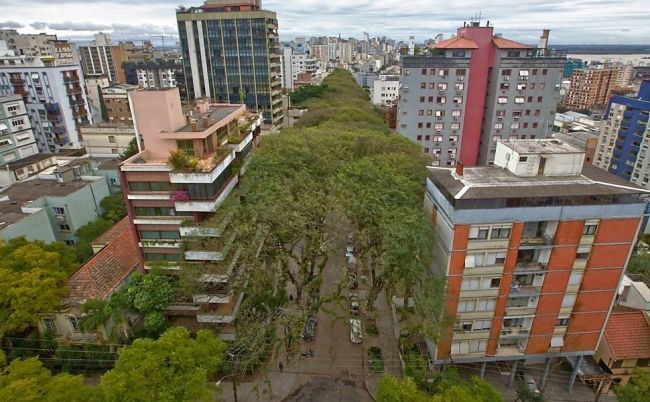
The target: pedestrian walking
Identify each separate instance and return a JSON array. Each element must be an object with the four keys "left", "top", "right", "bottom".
[{"left": 279, "top": 361, "right": 283, "bottom": 372}]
